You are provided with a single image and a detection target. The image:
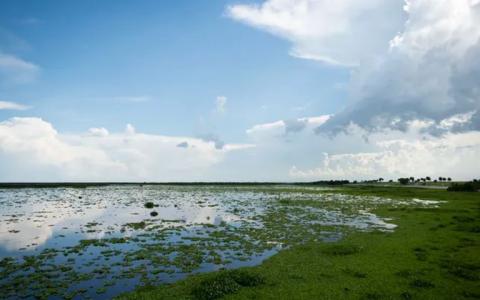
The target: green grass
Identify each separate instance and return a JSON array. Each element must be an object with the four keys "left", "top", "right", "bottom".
[{"left": 118, "top": 186, "right": 480, "bottom": 300}]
